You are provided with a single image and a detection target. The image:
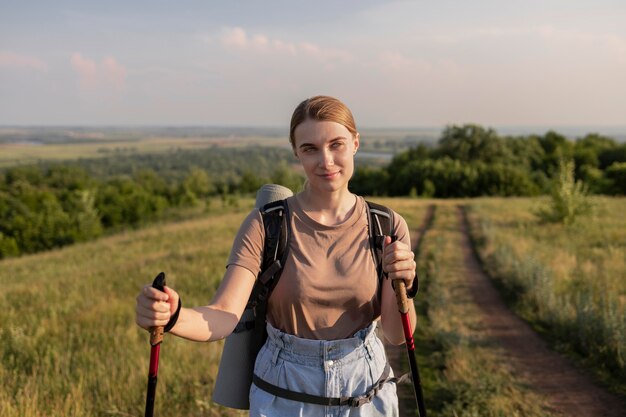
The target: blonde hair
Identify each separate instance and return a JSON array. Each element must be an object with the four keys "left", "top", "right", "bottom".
[{"left": 289, "top": 96, "right": 357, "bottom": 150}]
